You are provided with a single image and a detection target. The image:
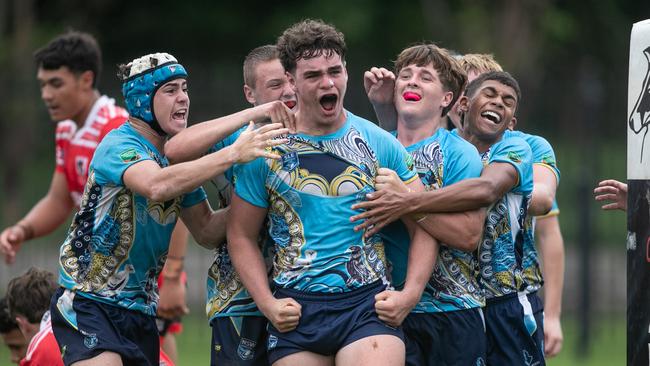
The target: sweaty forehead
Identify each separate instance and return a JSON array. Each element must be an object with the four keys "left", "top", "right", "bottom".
[
  {"left": 37, "top": 65, "right": 75, "bottom": 80},
  {"left": 296, "top": 53, "right": 344, "bottom": 72}
]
